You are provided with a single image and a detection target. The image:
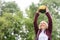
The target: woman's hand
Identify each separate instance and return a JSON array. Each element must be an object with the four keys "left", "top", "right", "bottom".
[
  {"left": 36, "top": 10, "right": 40, "bottom": 14},
  {"left": 46, "top": 7, "right": 49, "bottom": 13}
]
